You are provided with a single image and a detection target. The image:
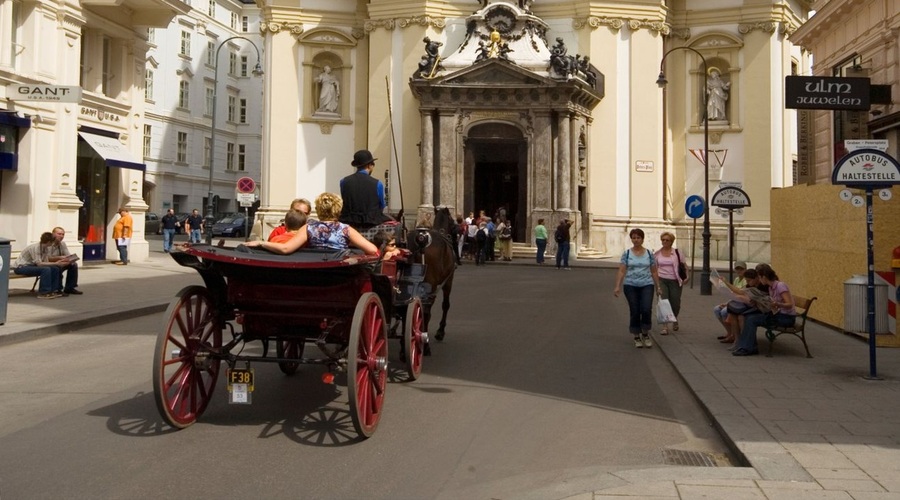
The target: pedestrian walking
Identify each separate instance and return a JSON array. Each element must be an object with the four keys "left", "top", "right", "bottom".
[
  {"left": 654, "top": 231, "right": 687, "bottom": 334},
  {"left": 112, "top": 207, "right": 132, "bottom": 265},
  {"left": 185, "top": 209, "right": 204, "bottom": 244},
  {"left": 554, "top": 218, "right": 572, "bottom": 269},
  {"left": 613, "top": 228, "right": 661, "bottom": 348},
  {"left": 533, "top": 218, "right": 547, "bottom": 264},
  {"left": 161, "top": 209, "right": 179, "bottom": 252}
]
